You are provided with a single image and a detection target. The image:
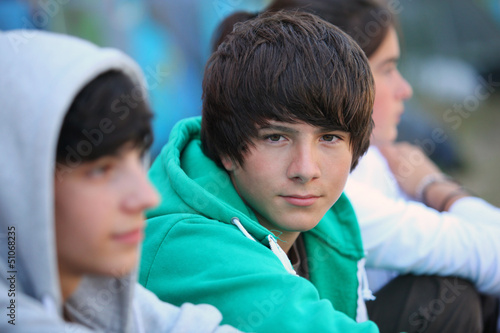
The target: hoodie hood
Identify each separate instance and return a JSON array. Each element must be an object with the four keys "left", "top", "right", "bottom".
[
  {"left": 147, "top": 117, "right": 272, "bottom": 243},
  {"left": 0, "top": 30, "right": 147, "bottom": 328}
]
